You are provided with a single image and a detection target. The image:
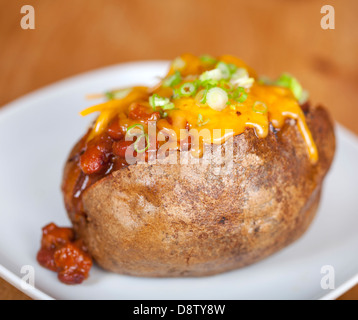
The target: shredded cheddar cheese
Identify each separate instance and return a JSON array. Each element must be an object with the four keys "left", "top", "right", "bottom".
[{"left": 80, "top": 53, "right": 318, "bottom": 164}]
